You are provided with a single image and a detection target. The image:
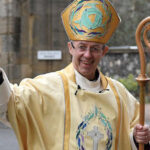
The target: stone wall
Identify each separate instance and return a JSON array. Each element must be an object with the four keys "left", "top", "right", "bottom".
[
  {"left": 101, "top": 48, "right": 139, "bottom": 78},
  {"left": 100, "top": 47, "right": 150, "bottom": 99},
  {"left": 0, "top": 0, "right": 20, "bottom": 82},
  {"left": 100, "top": 47, "right": 150, "bottom": 79},
  {"left": 18, "top": 0, "right": 71, "bottom": 80},
  {"left": 109, "top": 0, "right": 150, "bottom": 46},
  {"left": 0, "top": 0, "right": 72, "bottom": 83},
  {"left": 0, "top": 0, "right": 149, "bottom": 84}
]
